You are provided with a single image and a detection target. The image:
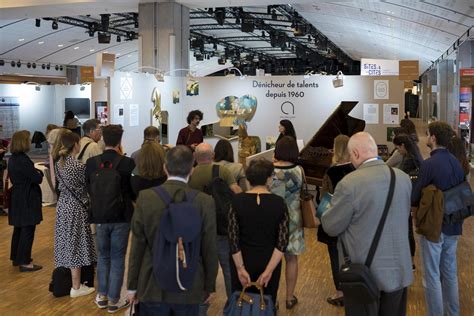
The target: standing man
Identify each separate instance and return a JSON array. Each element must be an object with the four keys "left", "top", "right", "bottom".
[
  {"left": 412, "top": 121, "right": 464, "bottom": 316},
  {"left": 86, "top": 125, "right": 136, "bottom": 314},
  {"left": 127, "top": 145, "right": 218, "bottom": 315},
  {"left": 77, "top": 119, "right": 103, "bottom": 164},
  {"left": 322, "top": 132, "right": 413, "bottom": 316},
  {"left": 176, "top": 110, "right": 204, "bottom": 151}
]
